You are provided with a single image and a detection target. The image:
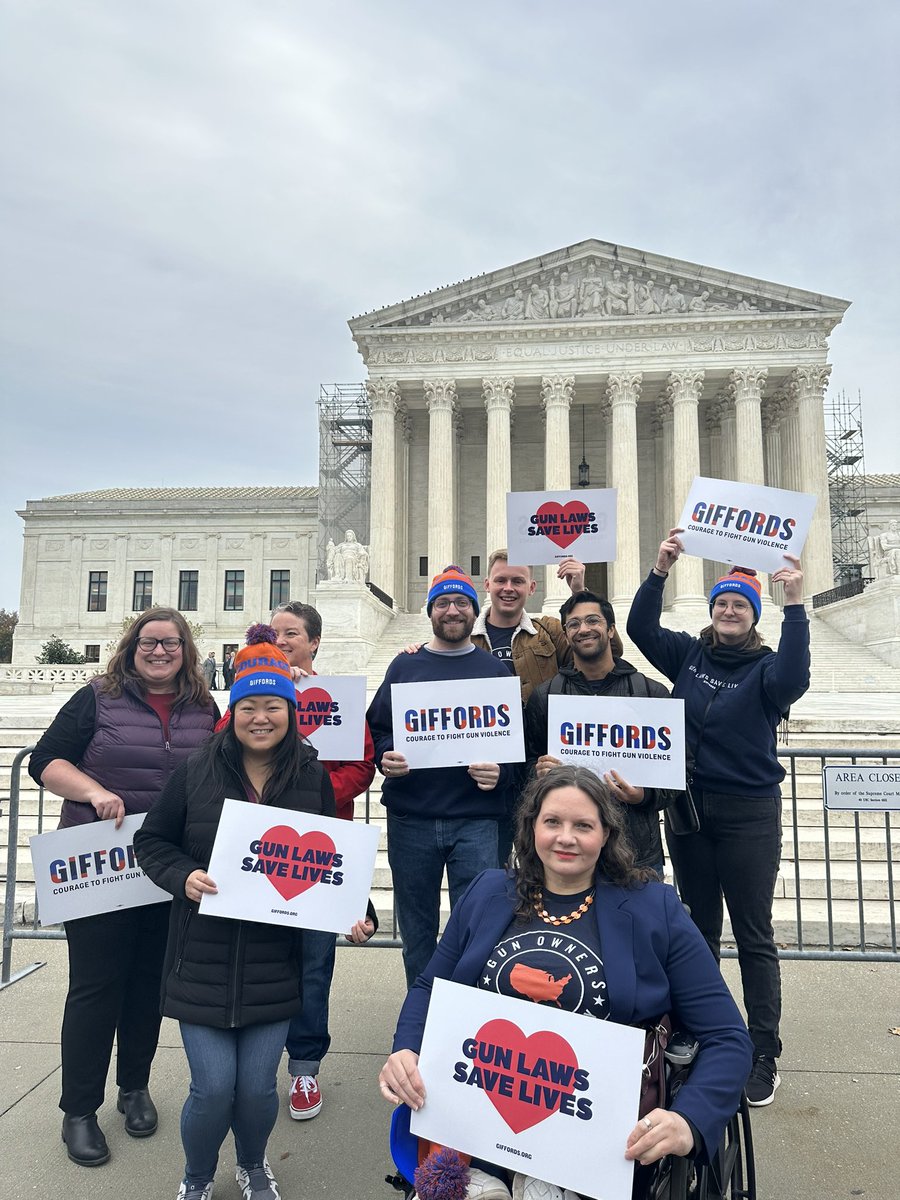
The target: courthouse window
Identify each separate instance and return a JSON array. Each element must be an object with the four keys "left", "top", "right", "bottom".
[
  {"left": 269, "top": 569, "right": 291, "bottom": 609},
  {"left": 419, "top": 556, "right": 428, "bottom": 577},
  {"left": 84, "top": 644, "right": 101, "bottom": 663},
  {"left": 132, "top": 570, "right": 153, "bottom": 612},
  {"left": 224, "top": 570, "right": 244, "bottom": 611},
  {"left": 179, "top": 570, "right": 199, "bottom": 611},
  {"left": 87, "top": 571, "right": 108, "bottom": 612},
  {"left": 470, "top": 556, "right": 481, "bottom": 578}
]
